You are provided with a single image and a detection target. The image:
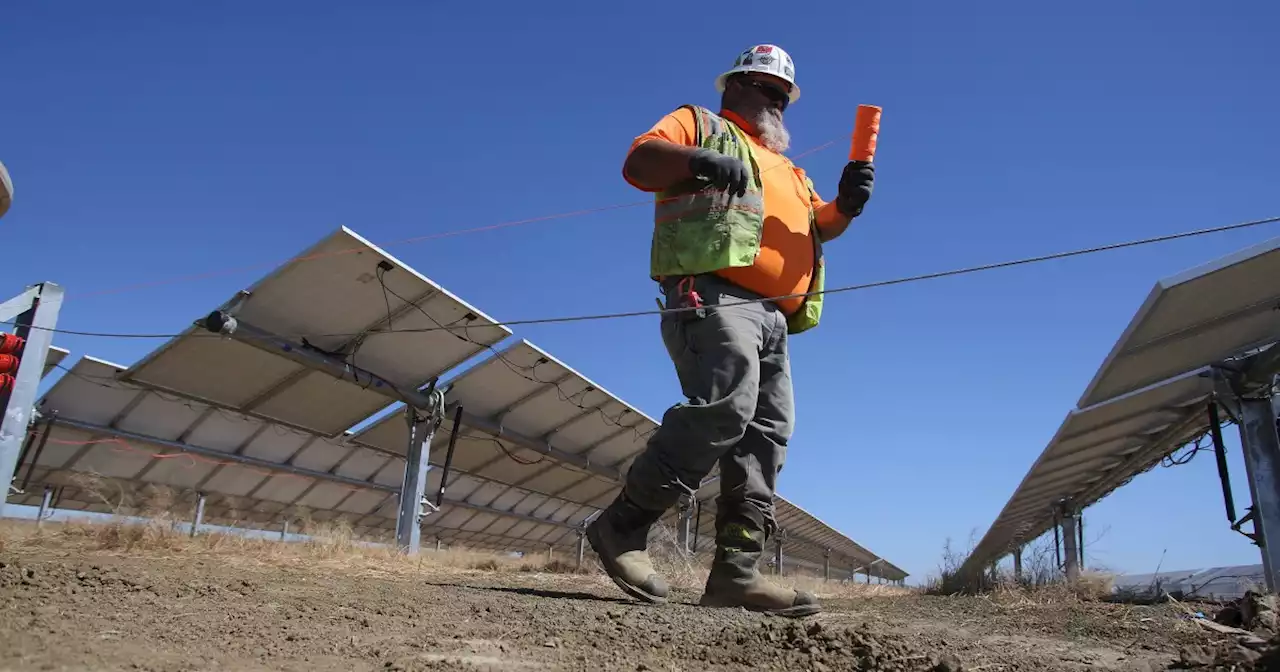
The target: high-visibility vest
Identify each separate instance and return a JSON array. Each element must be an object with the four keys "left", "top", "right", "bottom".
[{"left": 648, "top": 104, "right": 825, "bottom": 334}]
